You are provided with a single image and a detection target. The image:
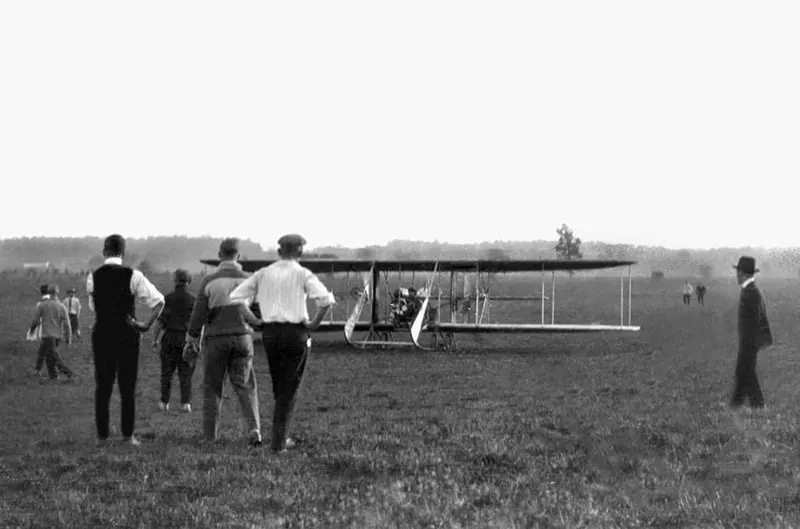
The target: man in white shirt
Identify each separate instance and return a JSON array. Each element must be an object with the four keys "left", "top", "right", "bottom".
[
  {"left": 86, "top": 234, "right": 165, "bottom": 446},
  {"left": 64, "top": 288, "right": 82, "bottom": 339},
  {"left": 682, "top": 280, "right": 694, "bottom": 306},
  {"left": 229, "top": 233, "right": 335, "bottom": 452}
]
